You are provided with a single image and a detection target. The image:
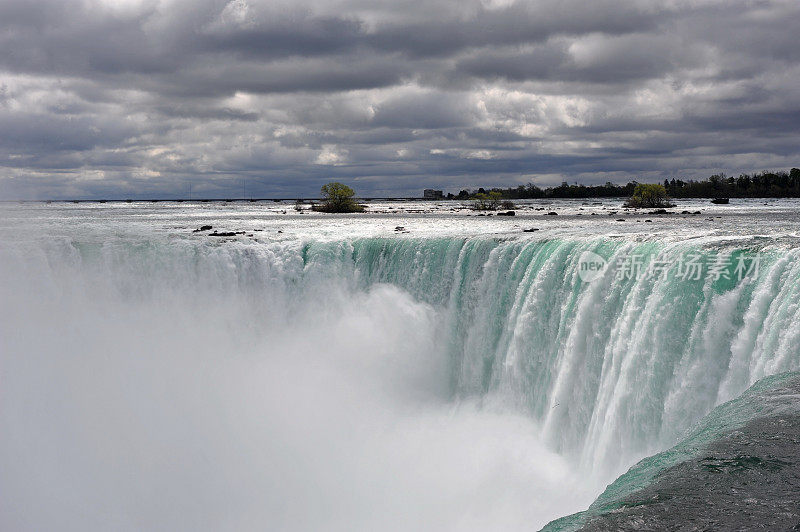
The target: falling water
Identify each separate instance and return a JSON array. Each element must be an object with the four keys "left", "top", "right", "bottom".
[{"left": 2, "top": 209, "right": 800, "bottom": 531}]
